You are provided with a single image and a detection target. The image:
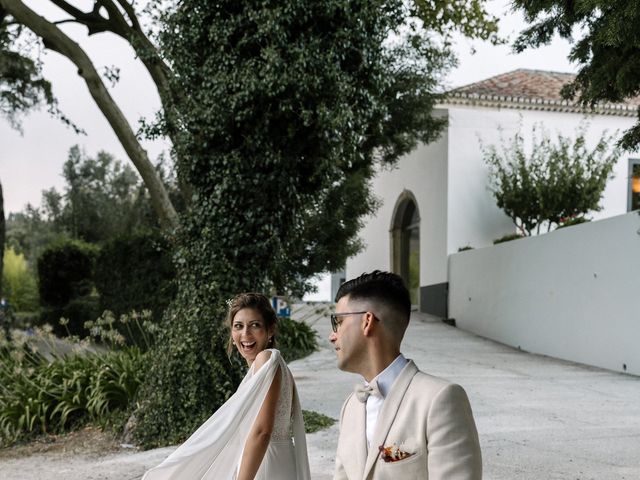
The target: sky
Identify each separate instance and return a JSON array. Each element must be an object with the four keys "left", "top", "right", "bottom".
[{"left": 0, "top": 1, "right": 578, "bottom": 300}]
